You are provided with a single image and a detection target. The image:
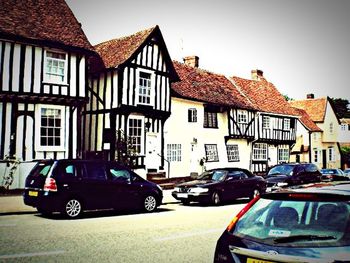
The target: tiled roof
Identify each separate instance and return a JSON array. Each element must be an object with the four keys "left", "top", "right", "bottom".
[
  {"left": 171, "top": 61, "right": 256, "bottom": 110},
  {"left": 292, "top": 107, "right": 322, "bottom": 132},
  {"left": 93, "top": 26, "right": 156, "bottom": 69},
  {"left": 231, "top": 76, "right": 297, "bottom": 116},
  {"left": 290, "top": 98, "right": 327, "bottom": 122},
  {"left": 0, "top": 0, "right": 94, "bottom": 53},
  {"left": 90, "top": 25, "right": 179, "bottom": 81}
]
